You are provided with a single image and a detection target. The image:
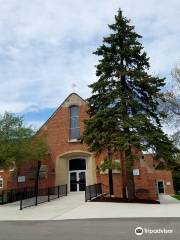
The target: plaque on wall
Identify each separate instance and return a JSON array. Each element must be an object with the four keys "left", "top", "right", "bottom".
[
  {"left": 133, "top": 169, "right": 140, "bottom": 176},
  {"left": 18, "top": 176, "right": 26, "bottom": 182}
]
